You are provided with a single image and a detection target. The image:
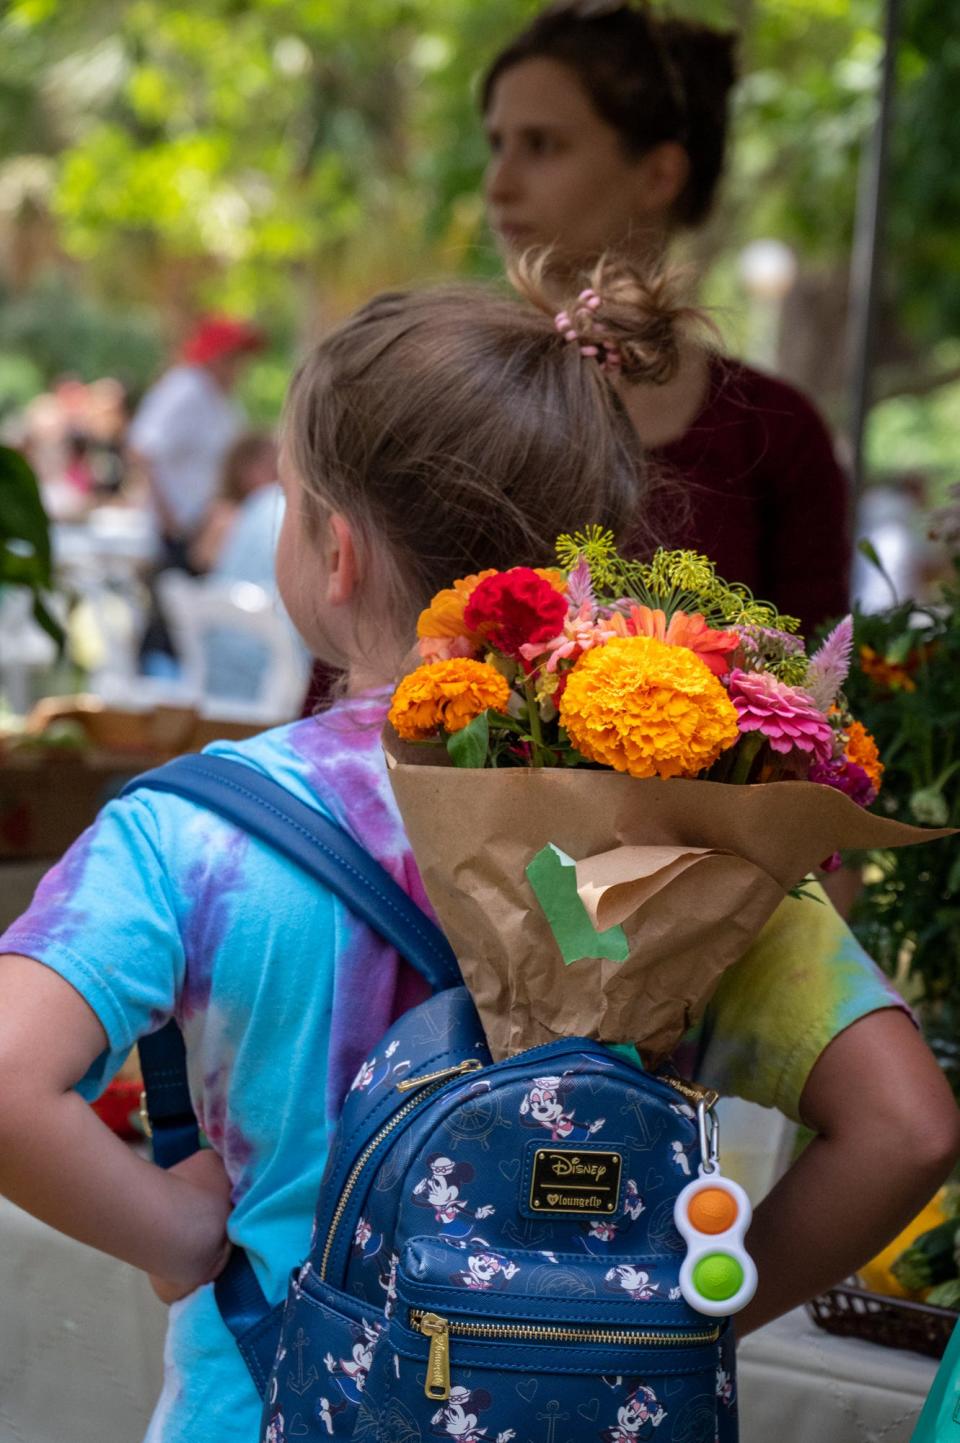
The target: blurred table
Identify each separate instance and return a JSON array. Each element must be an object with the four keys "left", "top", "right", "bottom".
[
  {"left": 52, "top": 506, "right": 159, "bottom": 580},
  {"left": 738, "top": 1306, "right": 936, "bottom": 1442},
  {"left": 0, "top": 1196, "right": 166, "bottom": 1443}
]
